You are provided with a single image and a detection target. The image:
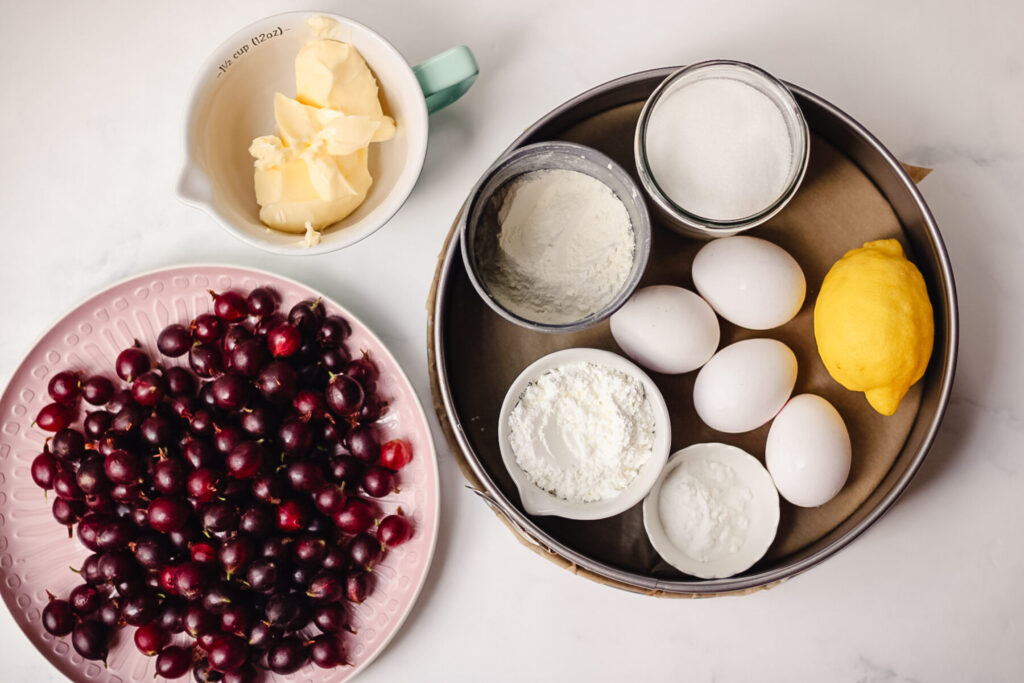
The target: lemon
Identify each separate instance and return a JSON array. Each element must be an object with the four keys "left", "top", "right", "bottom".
[{"left": 813, "top": 239, "right": 934, "bottom": 416}]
